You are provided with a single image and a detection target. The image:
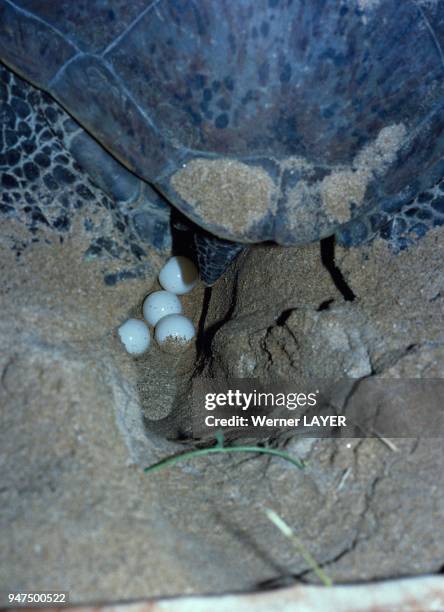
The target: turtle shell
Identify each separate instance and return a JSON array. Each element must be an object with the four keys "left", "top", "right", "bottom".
[{"left": 1, "top": 0, "right": 444, "bottom": 245}]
